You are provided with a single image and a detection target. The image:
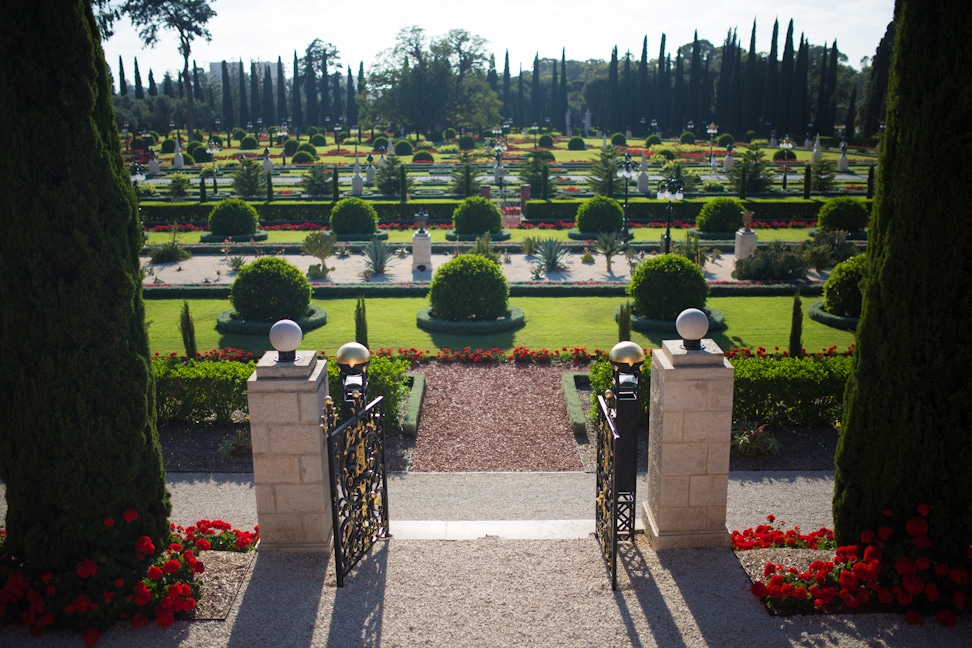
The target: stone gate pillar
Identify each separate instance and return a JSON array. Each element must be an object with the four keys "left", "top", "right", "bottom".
[
  {"left": 643, "top": 309, "right": 734, "bottom": 550},
  {"left": 247, "top": 320, "right": 332, "bottom": 552}
]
